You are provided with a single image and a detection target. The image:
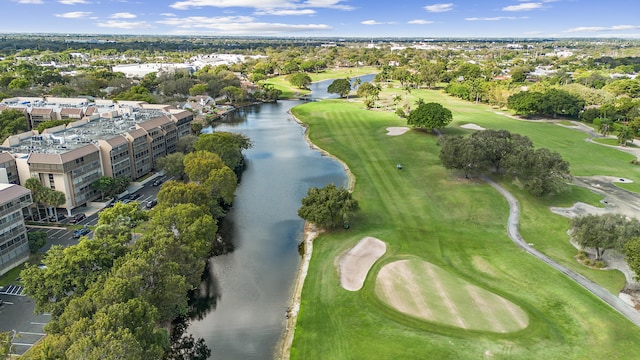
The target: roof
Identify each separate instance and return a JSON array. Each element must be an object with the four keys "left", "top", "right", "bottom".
[
  {"left": 85, "top": 107, "right": 97, "bottom": 115},
  {"left": 31, "top": 108, "right": 53, "bottom": 115},
  {"left": 170, "top": 110, "right": 193, "bottom": 120},
  {"left": 60, "top": 108, "right": 84, "bottom": 115},
  {"left": 125, "top": 128, "right": 148, "bottom": 139},
  {"left": 101, "top": 135, "right": 129, "bottom": 147},
  {"left": 28, "top": 144, "right": 98, "bottom": 165},
  {"left": 137, "top": 115, "right": 172, "bottom": 131},
  {"left": 0, "top": 152, "right": 15, "bottom": 163},
  {"left": 0, "top": 183, "right": 30, "bottom": 202}
]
